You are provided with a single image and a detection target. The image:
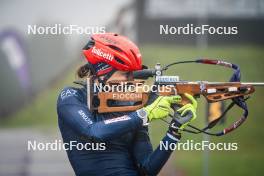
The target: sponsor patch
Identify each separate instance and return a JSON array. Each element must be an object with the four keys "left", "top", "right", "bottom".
[
  {"left": 104, "top": 115, "right": 131, "bottom": 124},
  {"left": 92, "top": 46, "right": 113, "bottom": 61},
  {"left": 78, "top": 110, "right": 93, "bottom": 124},
  {"left": 60, "top": 88, "right": 77, "bottom": 100}
]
